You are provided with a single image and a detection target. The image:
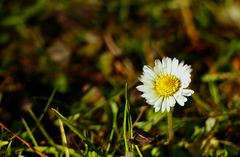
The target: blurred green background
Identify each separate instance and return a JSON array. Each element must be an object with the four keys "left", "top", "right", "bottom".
[{"left": 1, "top": 0, "right": 240, "bottom": 156}]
